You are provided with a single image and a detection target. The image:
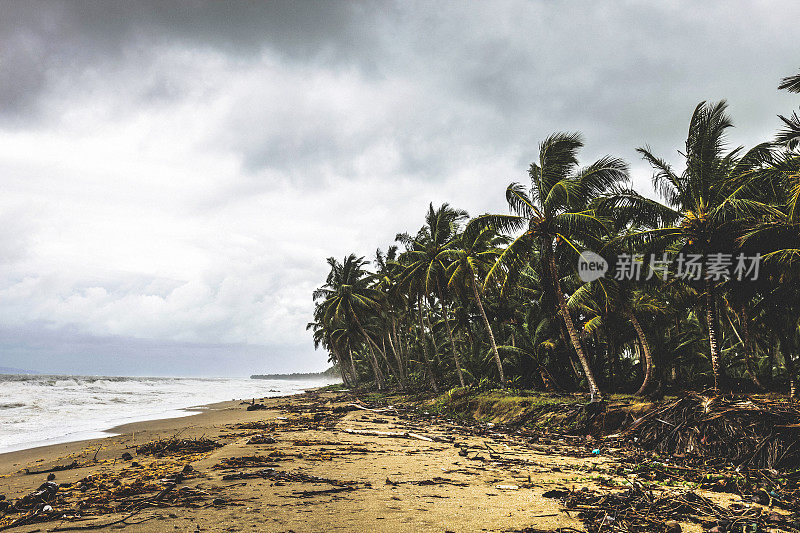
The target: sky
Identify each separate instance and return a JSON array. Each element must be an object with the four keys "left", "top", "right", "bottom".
[{"left": 0, "top": 1, "right": 798, "bottom": 376}]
